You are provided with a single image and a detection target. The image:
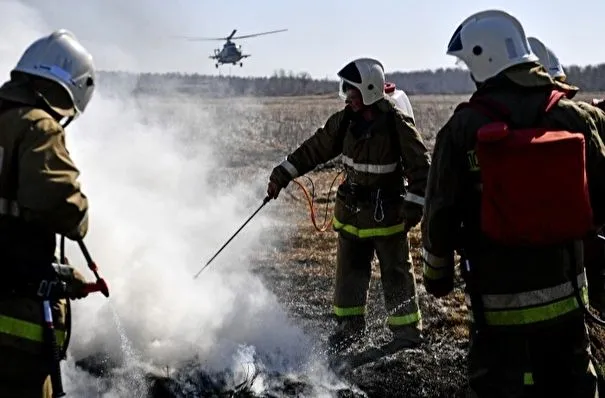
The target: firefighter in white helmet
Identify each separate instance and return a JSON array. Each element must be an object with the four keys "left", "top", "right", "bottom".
[
  {"left": 423, "top": 9, "right": 605, "bottom": 397},
  {"left": 527, "top": 37, "right": 566, "bottom": 82},
  {"left": 0, "top": 30, "right": 96, "bottom": 397},
  {"left": 267, "top": 58, "right": 431, "bottom": 351}
]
